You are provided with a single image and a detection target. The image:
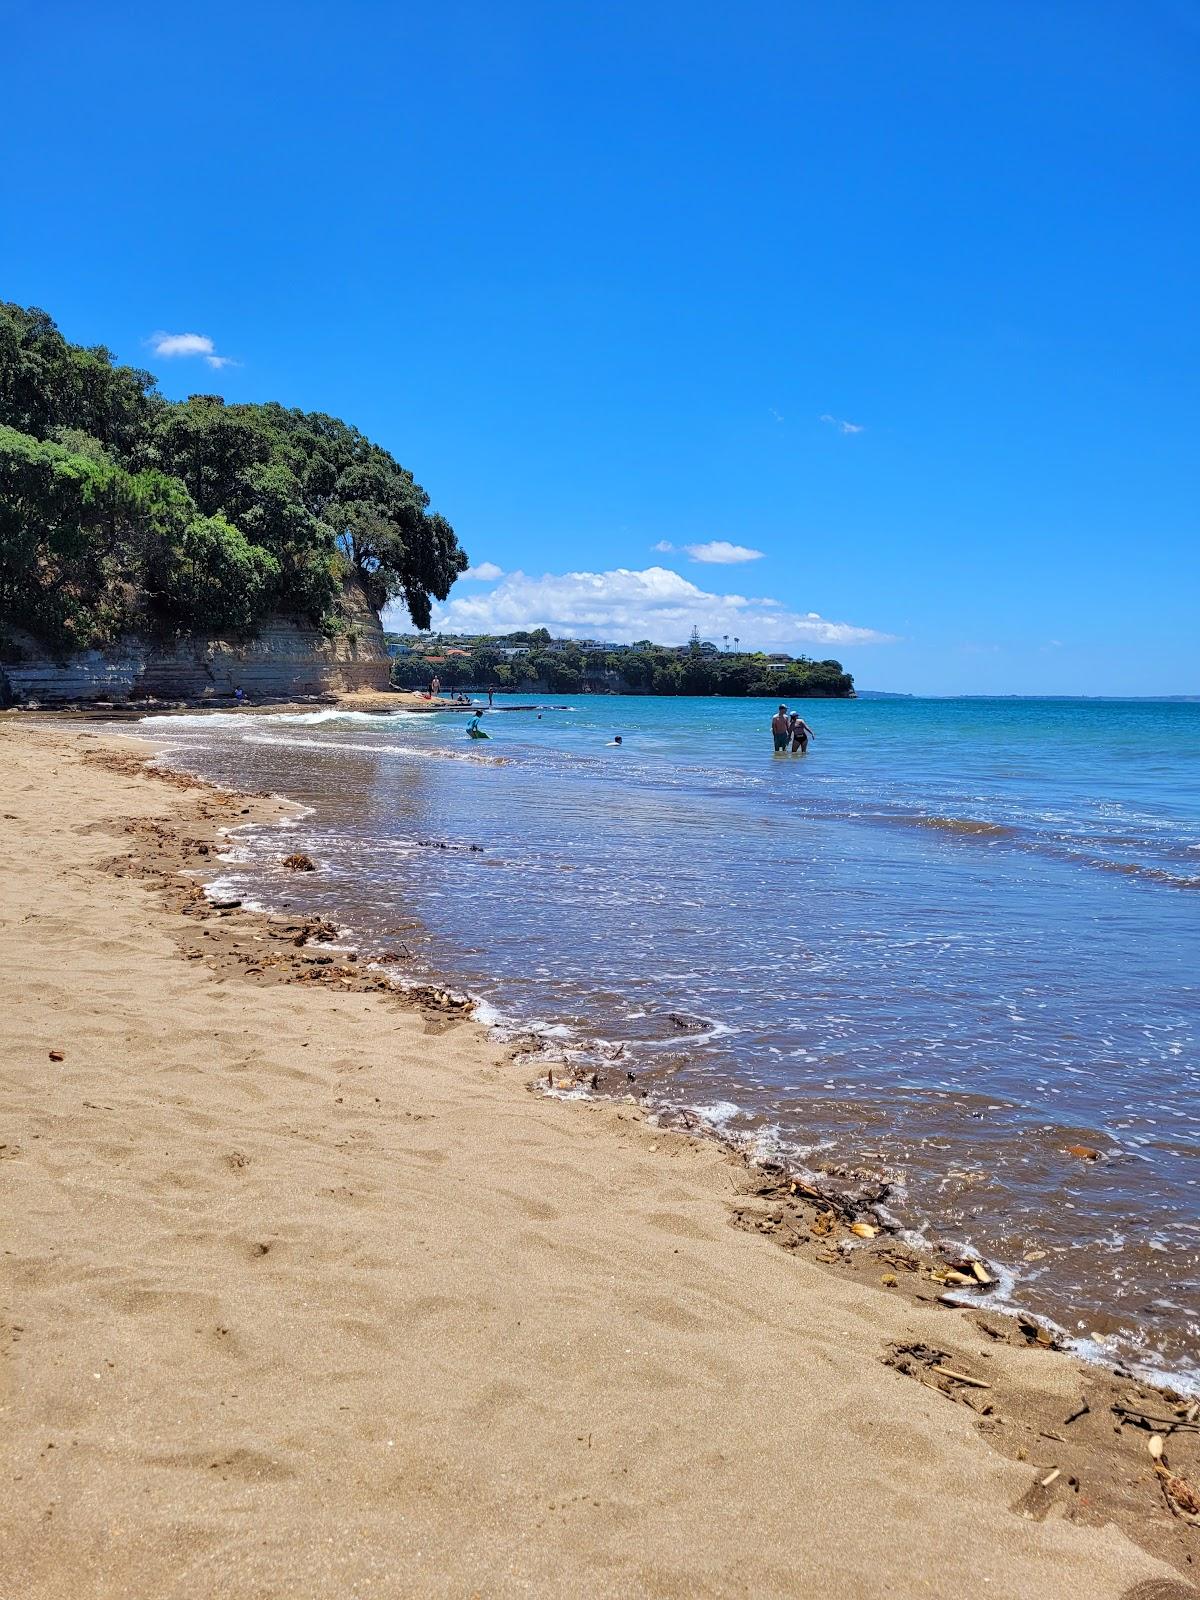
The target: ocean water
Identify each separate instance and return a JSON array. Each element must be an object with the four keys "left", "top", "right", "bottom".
[{"left": 129, "top": 695, "right": 1200, "bottom": 1384}]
